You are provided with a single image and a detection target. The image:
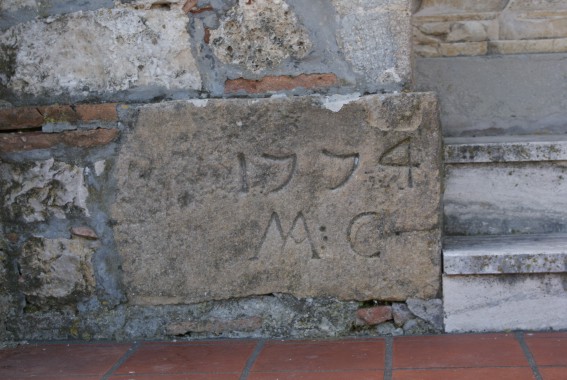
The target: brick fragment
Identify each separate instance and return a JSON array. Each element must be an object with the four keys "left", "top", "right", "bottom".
[
  {"left": 166, "top": 317, "right": 262, "bottom": 335},
  {"left": 0, "top": 103, "right": 118, "bottom": 131},
  {"left": 71, "top": 227, "right": 98, "bottom": 240},
  {"left": 225, "top": 73, "right": 338, "bottom": 94},
  {"left": 0, "top": 107, "right": 43, "bottom": 131},
  {"left": 356, "top": 306, "right": 393, "bottom": 326},
  {"left": 0, "top": 129, "right": 119, "bottom": 153},
  {"left": 75, "top": 104, "right": 118, "bottom": 122},
  {"left": 38, "top": 105, "right": 79, "bottom": 123}
]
